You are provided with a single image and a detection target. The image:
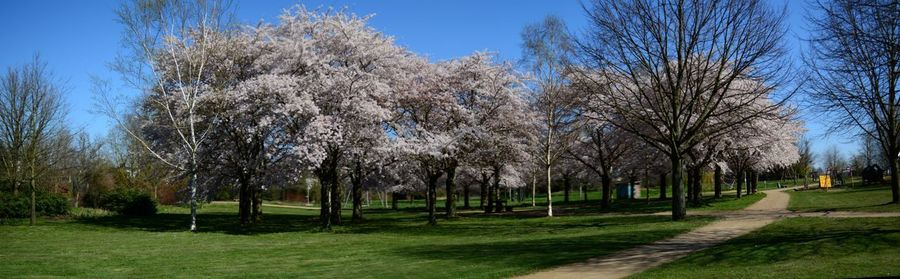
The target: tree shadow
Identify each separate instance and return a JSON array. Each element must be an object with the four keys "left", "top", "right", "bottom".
[
  {"left": 656, "top": 219, "right": 900, "bottom": 268},
  {"left": 75, "top": 212, "right": 321, "bottom": 235},
  {"left": 390, "top": 227, "right": 692, "bottom": 275}
]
